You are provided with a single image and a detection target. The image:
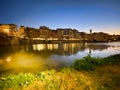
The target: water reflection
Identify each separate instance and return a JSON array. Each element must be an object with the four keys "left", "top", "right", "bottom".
[
  {"left": 31, "top": 43, "right": 87, "bottom": 56},
  {"left": 0, "top": 42, "right": 120, "bottom": 73},
  {"left": 31, "top": 43, "right": 119, "bottom": 56},
  {"left": 33, "top": 44, "right": 59, "bottom": 51}
]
